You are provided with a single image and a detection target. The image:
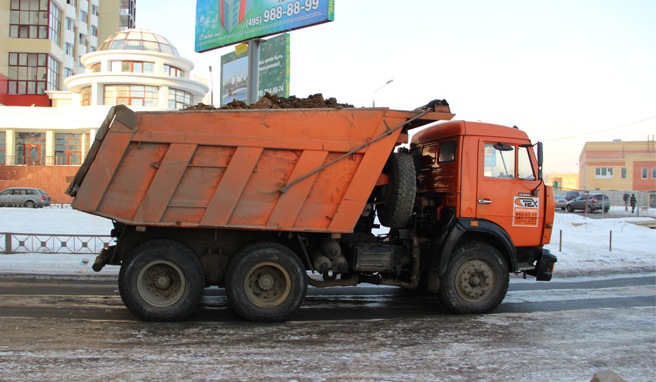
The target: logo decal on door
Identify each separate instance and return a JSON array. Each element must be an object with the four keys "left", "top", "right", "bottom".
[{"left": 513, "top": 197, "right": 539, "bottom": 227}]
